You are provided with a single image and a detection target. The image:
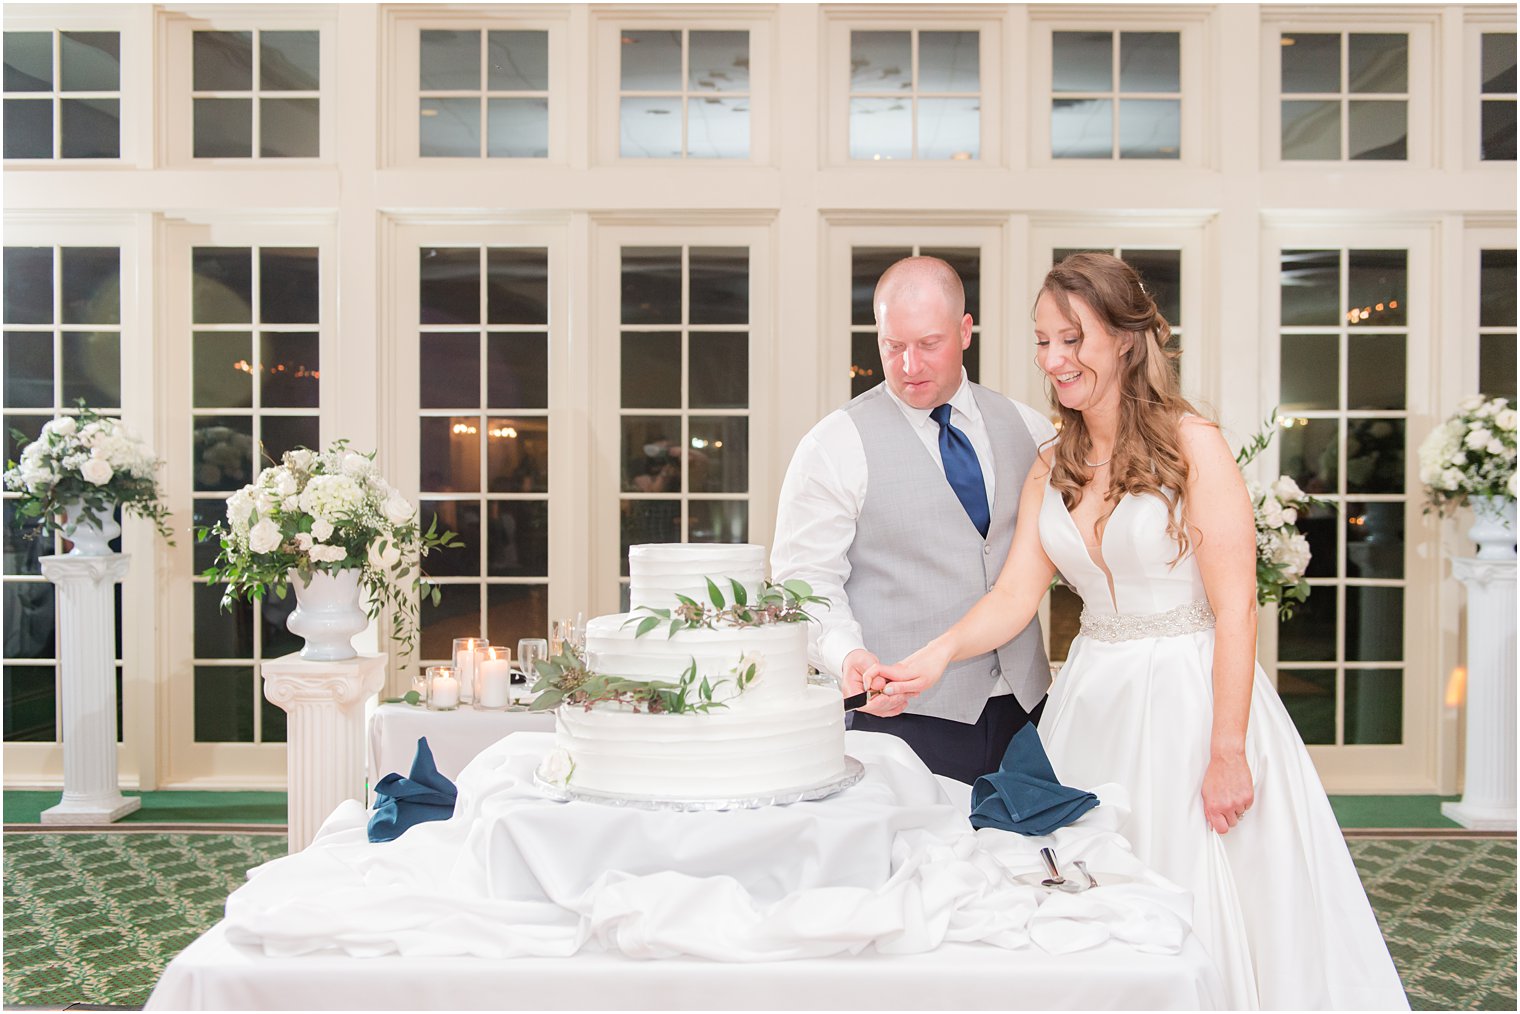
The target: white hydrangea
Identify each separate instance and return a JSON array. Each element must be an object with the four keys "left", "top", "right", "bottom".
[
  {"left": 340, "top": 452, "right": 373, "bottom": 479},
  {"left": 1419, "top": 396, "right": 1517, "bottom": 508},
  {"left": 1278, "top": 531, "right": 1311, "bottom": 579},
  {"left": 248, "top": 519, "right": 282, "bottom": 554},
  {"left": 298, "top": 474, "right": 364, "bottom": 521}
]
